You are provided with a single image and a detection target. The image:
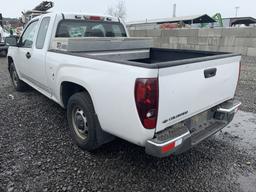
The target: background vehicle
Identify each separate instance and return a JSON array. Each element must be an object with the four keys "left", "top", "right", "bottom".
[
  {"left": 0, "top": 25, "right": 8, "bottom": 57},
  {"left": 7, "top": 12, "right": 241, "bottom": 158}
]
